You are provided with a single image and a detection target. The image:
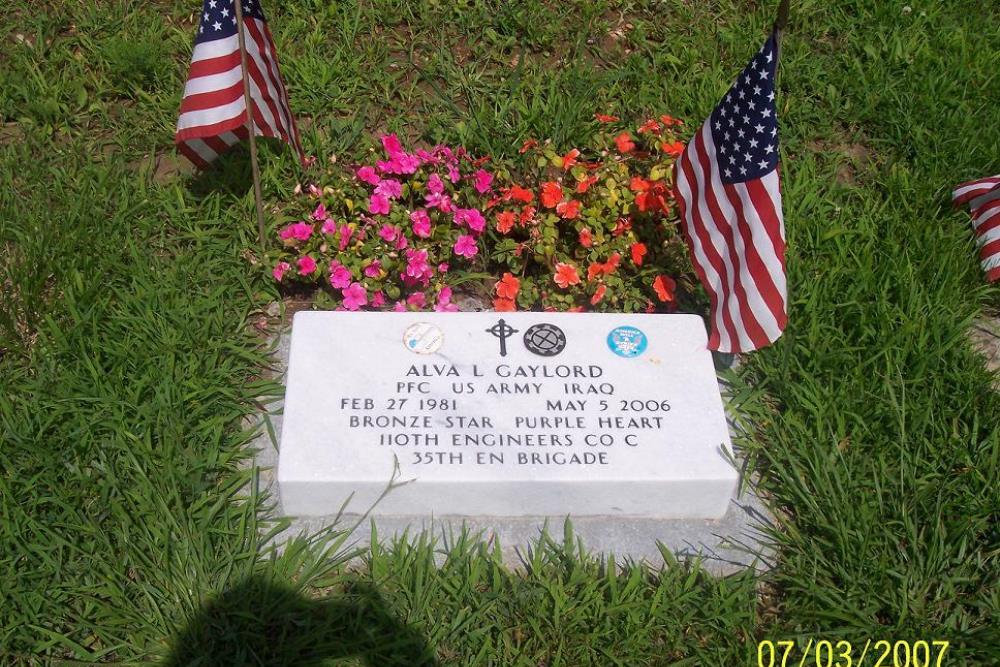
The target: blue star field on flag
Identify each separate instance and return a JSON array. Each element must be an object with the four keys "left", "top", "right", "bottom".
[
  {"left": 195, "top": 0, "right": 266, "bottom": 45},
  {"left": 709, "top": 33, "right": 780, "bottom": 185}
]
